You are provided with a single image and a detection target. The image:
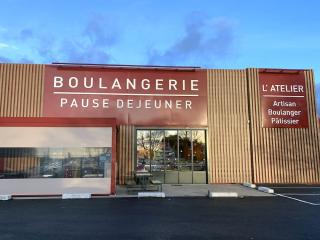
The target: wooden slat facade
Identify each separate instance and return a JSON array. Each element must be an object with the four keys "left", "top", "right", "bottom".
[
  {"left": 0, "top": 64, "right": 44, "bottom": 117},
  {"left": 0, "top": 64, "right": 319, "bottom": 184},
  {"left": 207, "top": 69, "right": 252, "bottom": 183},
  {"left": 117, "top": 125, "right": 135, "bottom": 184},
  {"left": 247, "top": 68, "right": 320, "bottom": 184},
  {"left": 0, "top": 64, "right": 44, "bottom": 176}
]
